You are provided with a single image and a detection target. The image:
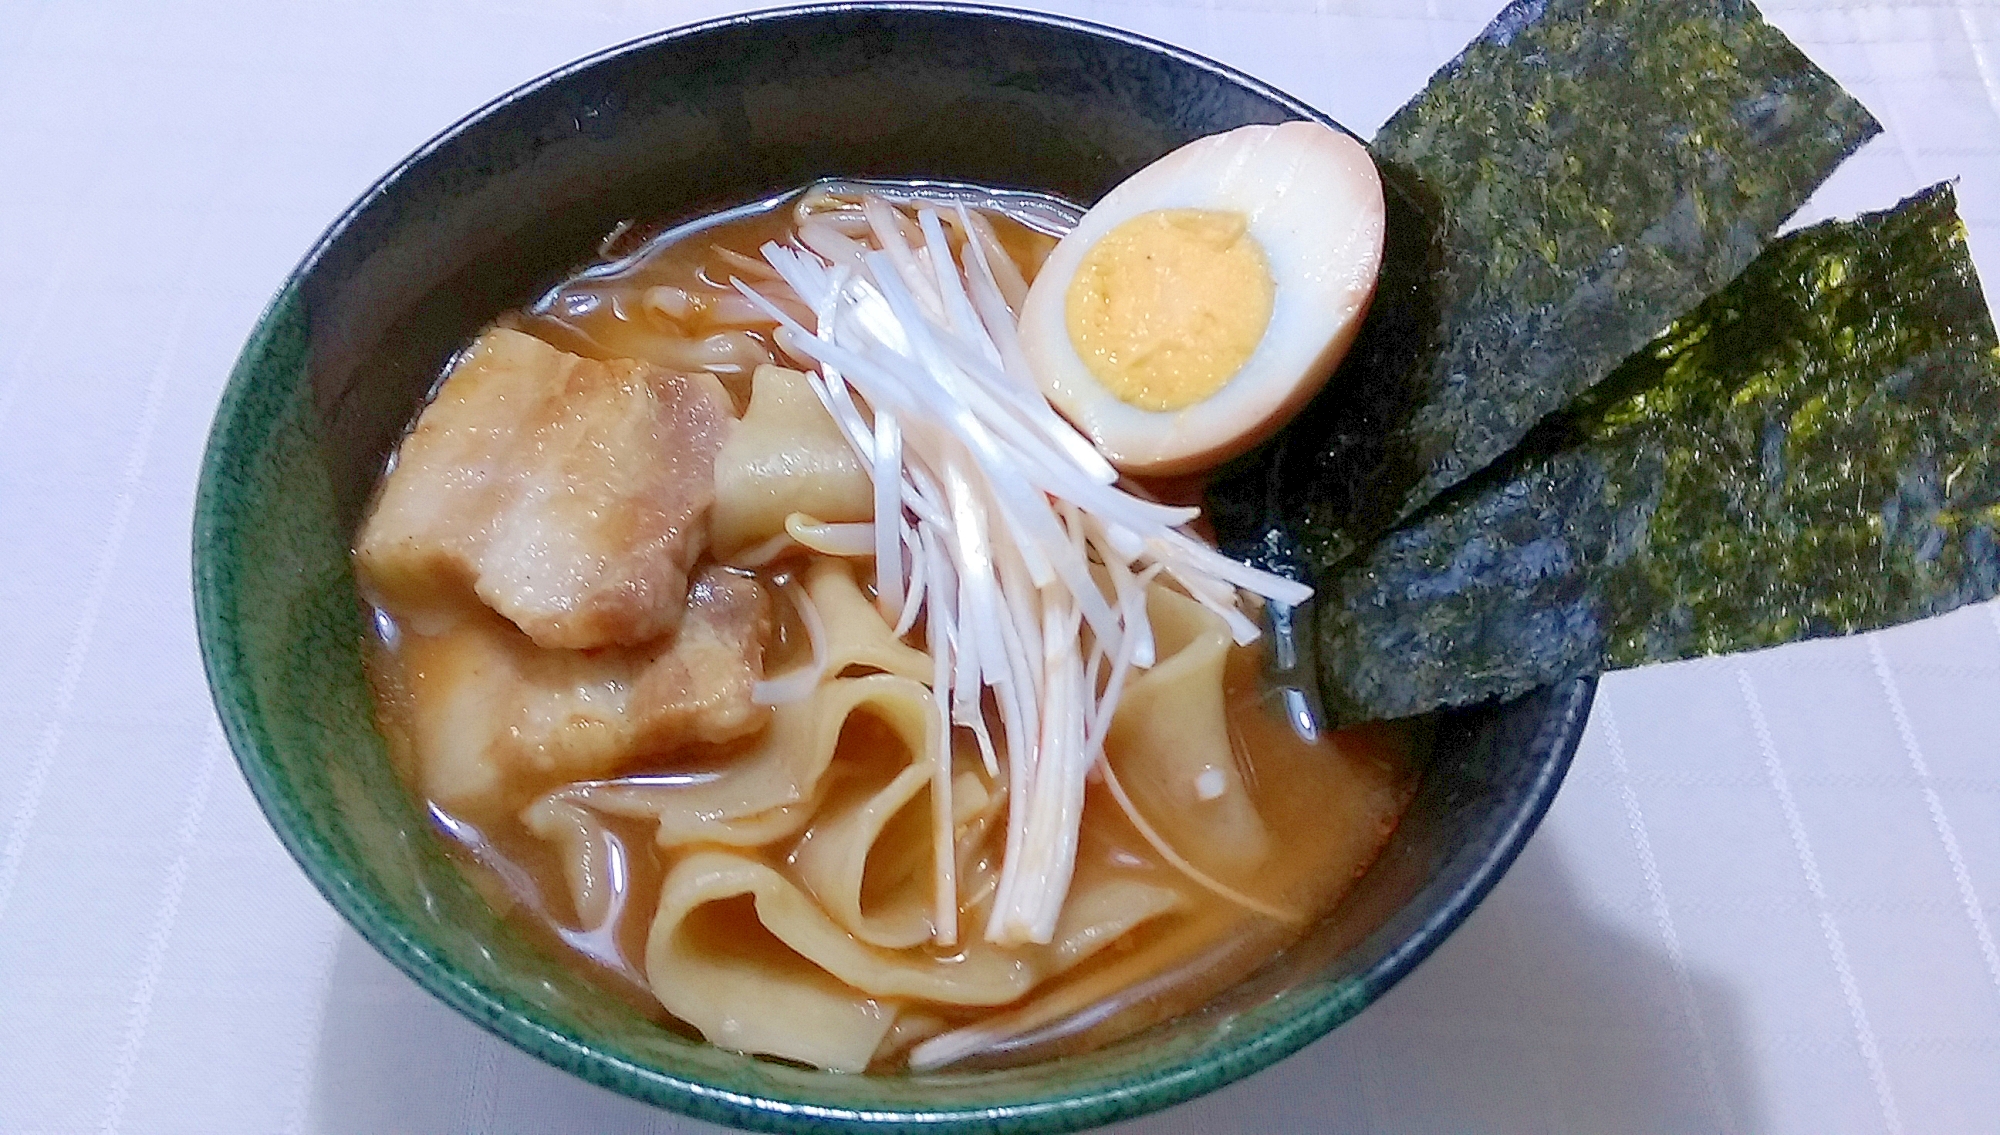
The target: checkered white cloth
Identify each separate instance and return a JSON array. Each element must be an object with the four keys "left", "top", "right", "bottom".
[{"left": 1, "top": 2, "right": 1996, "bottom": 1131}]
